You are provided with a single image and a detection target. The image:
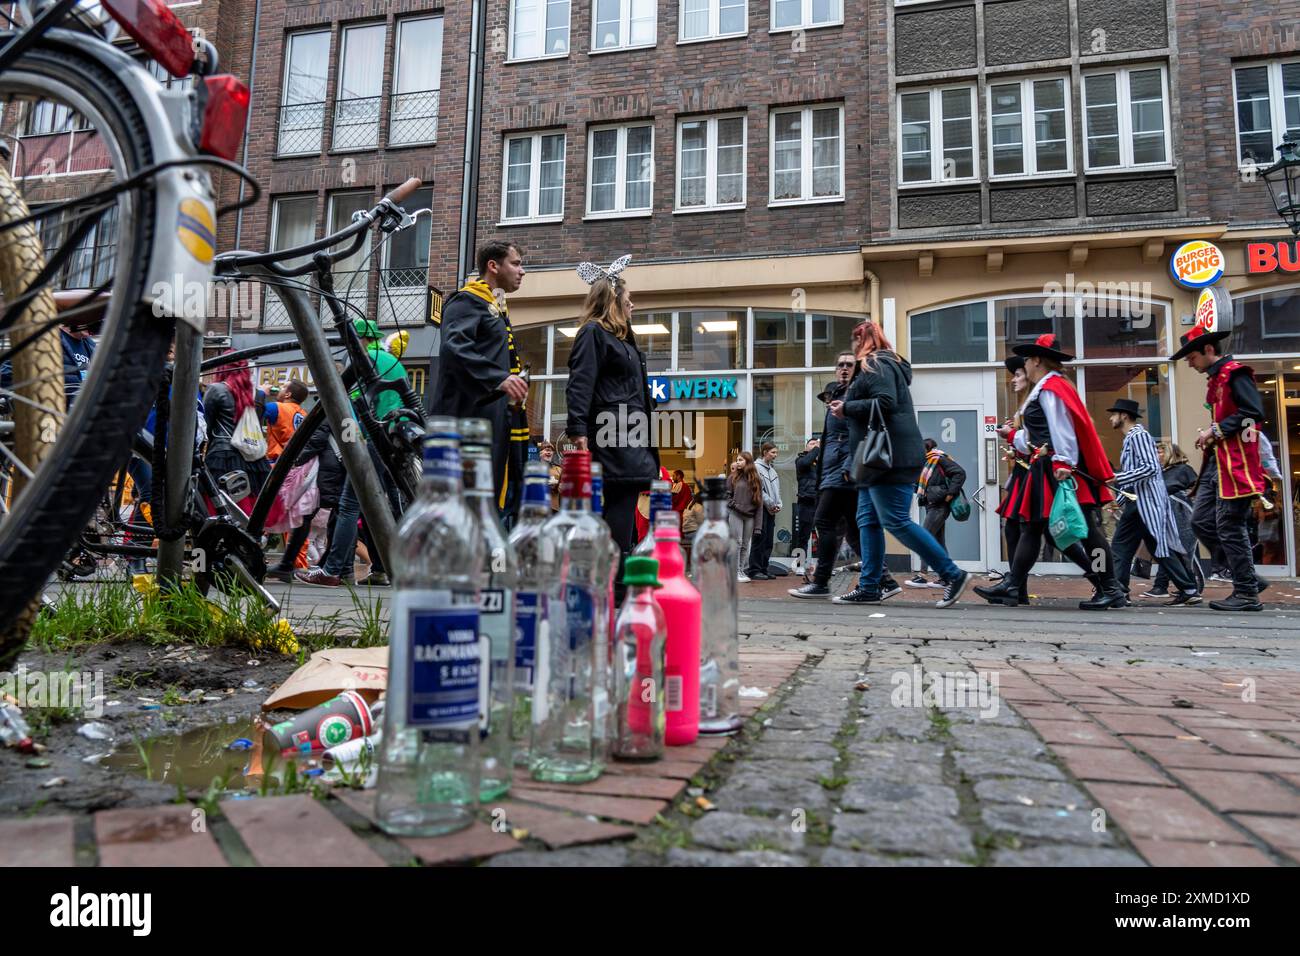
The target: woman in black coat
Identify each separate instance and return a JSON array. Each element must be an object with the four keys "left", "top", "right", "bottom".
[
  {"left": 566, "top": 256, "right": 659, "bottom": 556},
  {"left": 829, "top": 321, "right": 968, "bottom": 608},
  {"left": 1147, "top": 441, "right": 1204, "bottom": 596}
]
